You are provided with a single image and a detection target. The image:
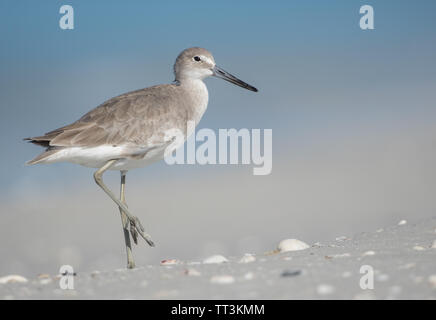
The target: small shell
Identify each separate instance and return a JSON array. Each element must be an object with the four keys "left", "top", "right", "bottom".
[
  {"left": 316, "top": 284, "right": 335, "bottom": 295},
  {"left": 203, "top": 255, "right": 228, "bottom": 264},
  {"left": 0, "top": 275, "right": 28, "bottom": 284},
  {"left": 335, "top": 236, "right": 348, "bottom": 241},
  {"left": 238, "top": 254, "right": 256, "bottom": 264},
  {"left": 160, "top": 259, "right": 181, "bottom": 266},
  {"left": 243, "top": 272, "right": 254, "bottom": 280},
  {"left": 398, "top": 220, "right": 407, "bottom": 225},
  {"left": 363, "top": 250, "right": 376, "bottom": 256},
  {"left": 39, "top": 278, "right": 52, "bottom": 285},
  {"left": 277, "top": 239, "right": 310, "bottom": 252}
]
